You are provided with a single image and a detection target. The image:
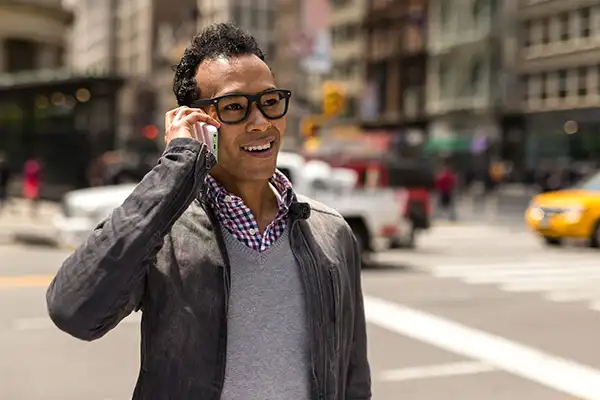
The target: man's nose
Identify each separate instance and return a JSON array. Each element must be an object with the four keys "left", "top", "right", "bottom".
[{"left": 246, "top": 106, "right": 270, "bottom": 132}]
